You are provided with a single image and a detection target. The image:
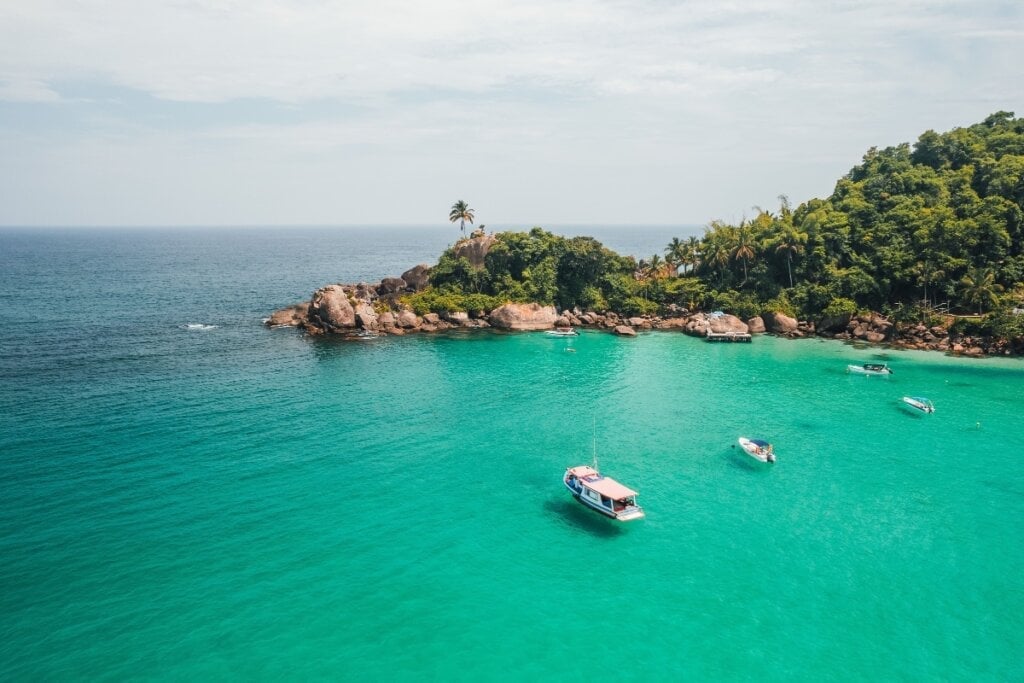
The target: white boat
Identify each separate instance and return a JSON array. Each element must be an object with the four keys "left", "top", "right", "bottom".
[
  {"left": 847, "top": 363, "right": 893, "bottom": 376},
  {"left": 738, "top": 437, "right": 775, "bottom": 463},
  {"left": 902, "top": 396, "right": 935, "bottom": 414},
  {"left": 545, "top": 327, "right": 579, "bottom": 336},
  {"left": 564, "top": 465, "right": 644, "bottom": 521}
]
